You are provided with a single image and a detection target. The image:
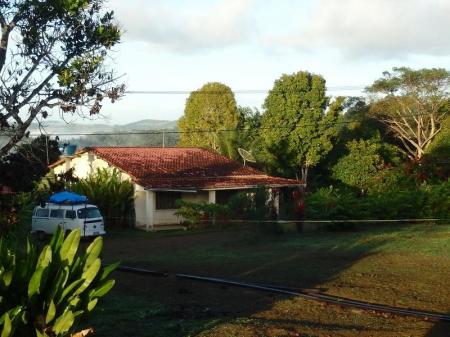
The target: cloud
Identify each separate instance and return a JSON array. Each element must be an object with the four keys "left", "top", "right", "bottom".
[
  {"left": 111, "top": 0, "right": 254, "bottom": 51},
  {"left": 279, "top": 0, "right": 450, "bottom": 58}
]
